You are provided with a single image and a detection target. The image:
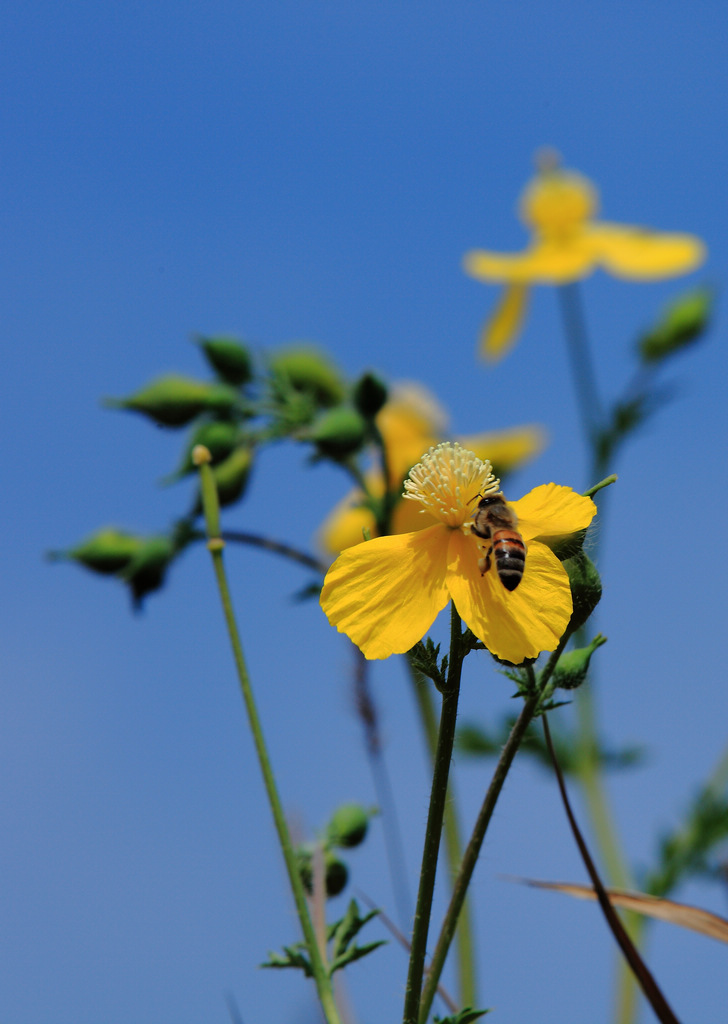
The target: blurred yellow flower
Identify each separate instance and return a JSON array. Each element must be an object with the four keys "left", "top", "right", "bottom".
[
  {"left": 317, "top": 384, "right": 545, "bottom": 554},
  {"left": 463, "top": 152, "right": 706, "bottom": 361},
  {"left": 320, "top": 443, "right": 596, "bottom": 663}
]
